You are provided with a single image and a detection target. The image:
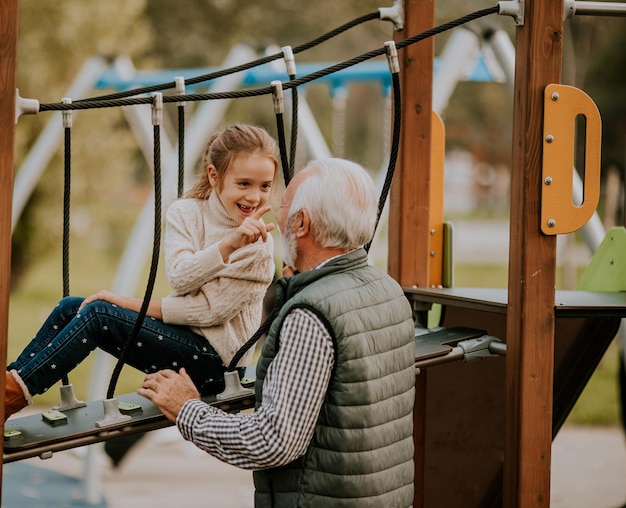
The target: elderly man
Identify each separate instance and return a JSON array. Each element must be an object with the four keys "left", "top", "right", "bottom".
[{"left": 139, "top": 157, "right": 415, "bottom": 507}]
